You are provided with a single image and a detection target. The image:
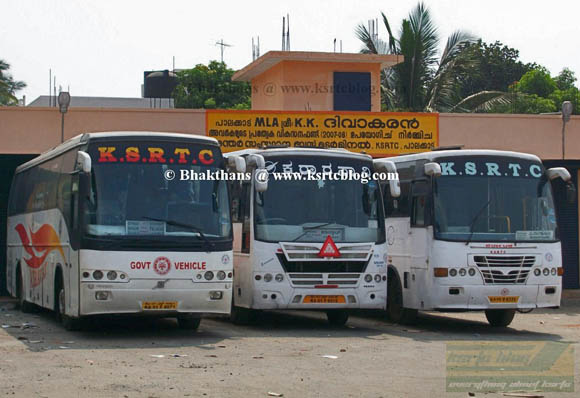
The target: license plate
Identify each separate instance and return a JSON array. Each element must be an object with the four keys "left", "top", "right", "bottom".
[
  {"left": 141, "top": 301, "right": 178, "bottom": 310},
  {"left": 303, "top": 295, "right": 346, "bottom": 304},
  {"left": 488, "top": 296, "right": 519, "bottom": 304}
]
